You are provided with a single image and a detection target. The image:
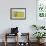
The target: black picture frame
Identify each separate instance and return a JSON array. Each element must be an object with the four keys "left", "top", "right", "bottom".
[{"left": 10, "top": 8, "right": 26, "bottom": 20}]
